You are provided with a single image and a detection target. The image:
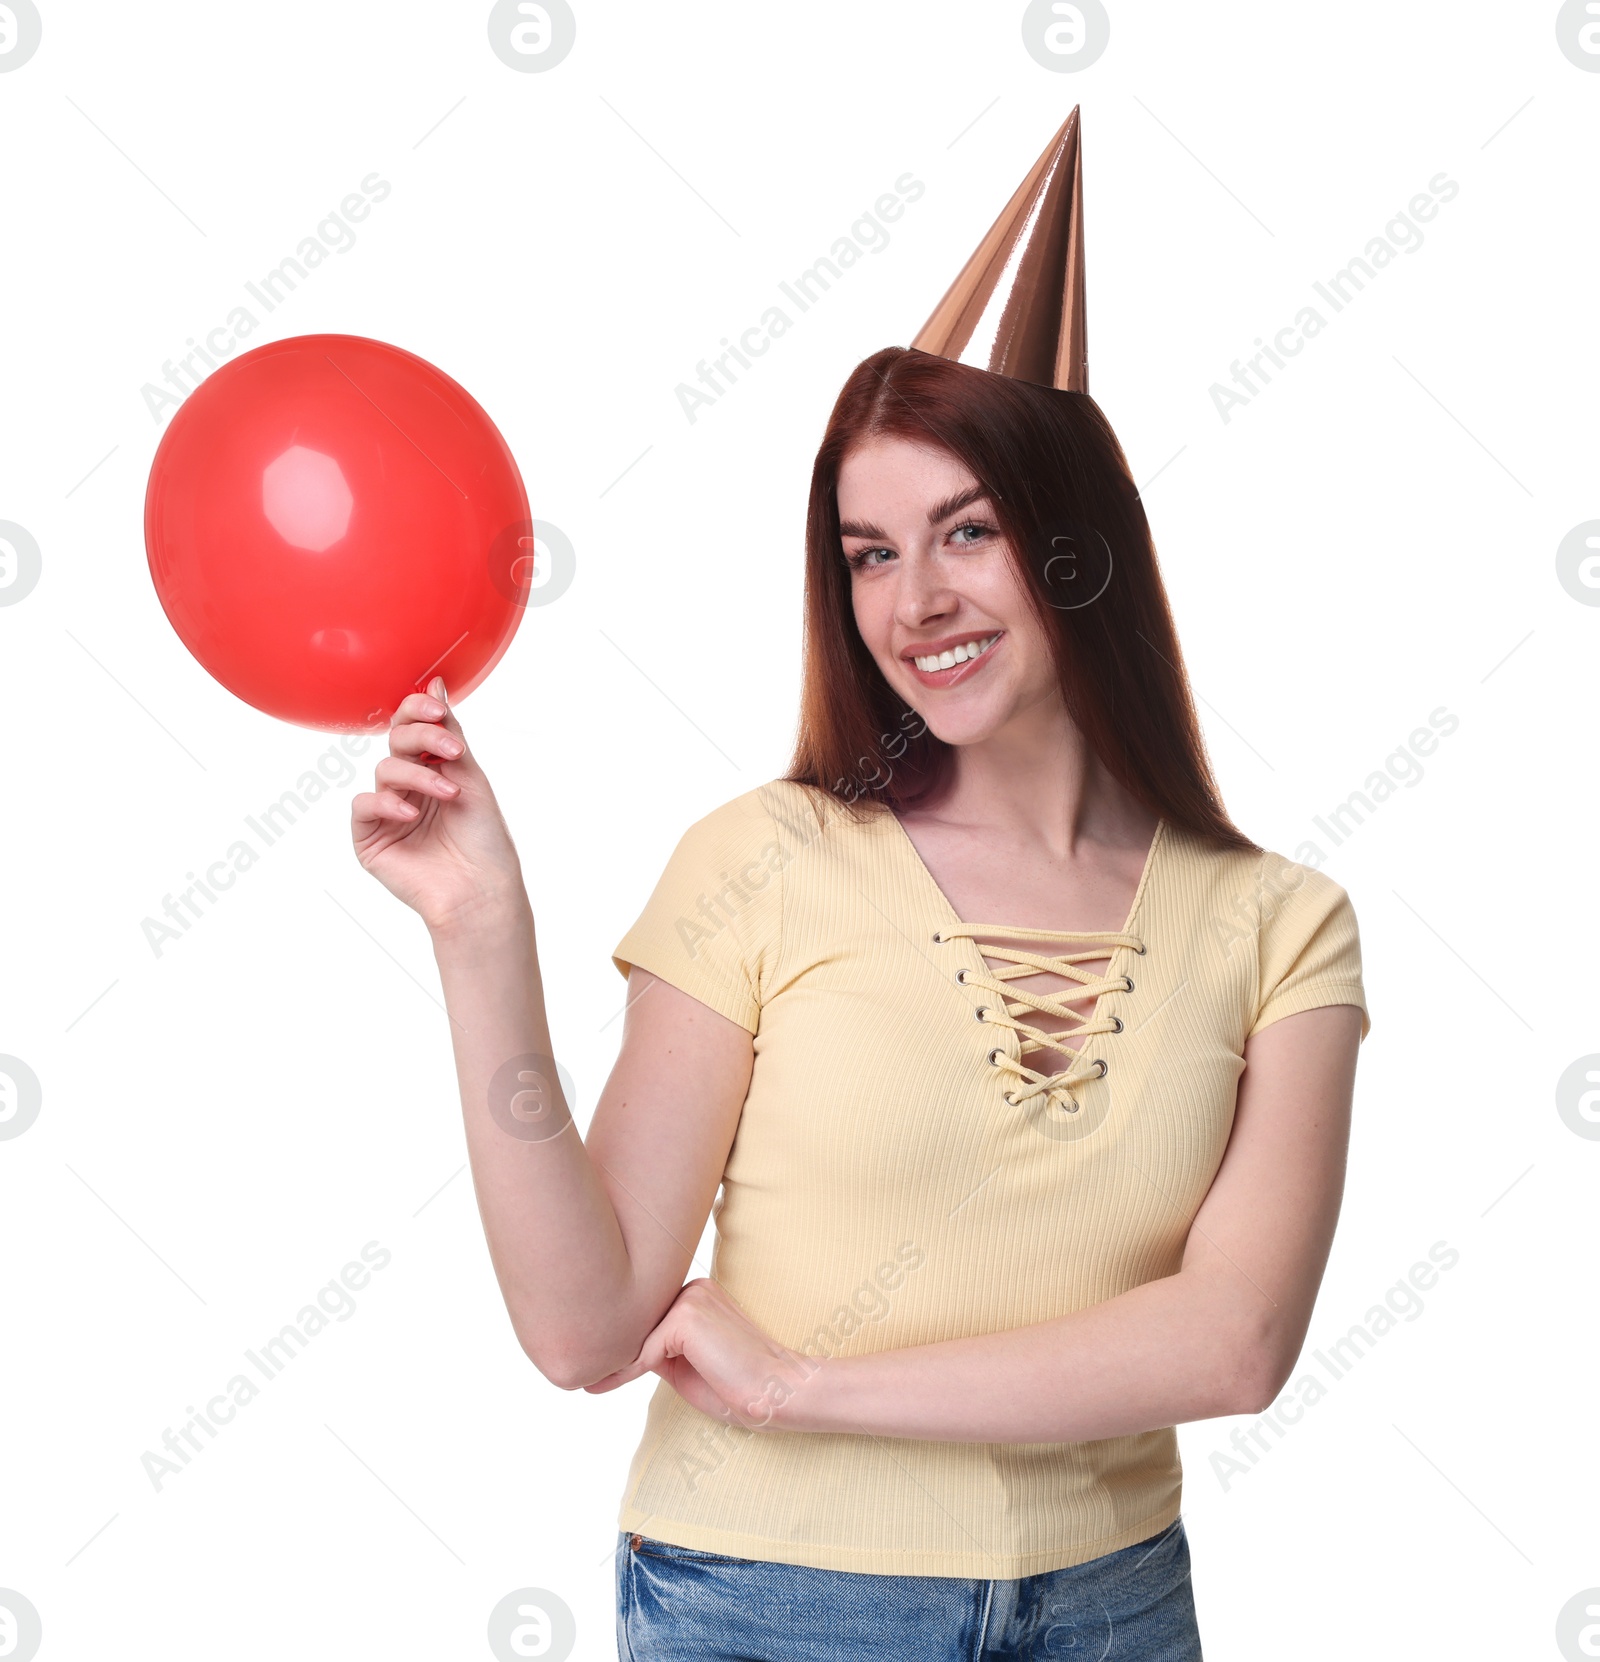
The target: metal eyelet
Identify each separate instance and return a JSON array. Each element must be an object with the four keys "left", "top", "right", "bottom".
[
  {"left": 1121, "top": 976, "right": 1135, "bottom": 993},
  {"left": 973, "top": 1005, "right": 989, "bottom": 1022},
  {"left": 1061, "top": 1098, "right": 1080, "bottom": 1114},
  {"left": 932, "top": 931, "right": 944, "bottom": 943},
  {"left": 1094, "top": 1058, "right": 1109, "bottom": 1078},
  {"left": 1002, "top": 1090, "right": 1017, "bottom": 1105},
  {"left": 987, "top": 1047, "right": 1004, "bottom": 1066},
  {"left": 954, "top": 968, "right": 967, "bottom": 985},
  {"left": 1108, "top": 1016, "right": 1124, "bottom": 1034},
  {"left": 1135, "top": 943, "right": 1148, "bottom": 955}
]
